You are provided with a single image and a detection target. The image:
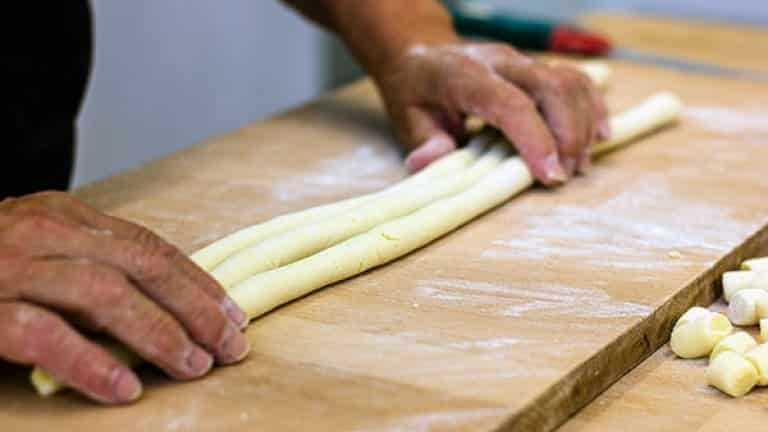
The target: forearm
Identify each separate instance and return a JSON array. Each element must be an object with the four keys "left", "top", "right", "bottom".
[{"left": 281, "top": 0, "right": 459, "bottom": 79}]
